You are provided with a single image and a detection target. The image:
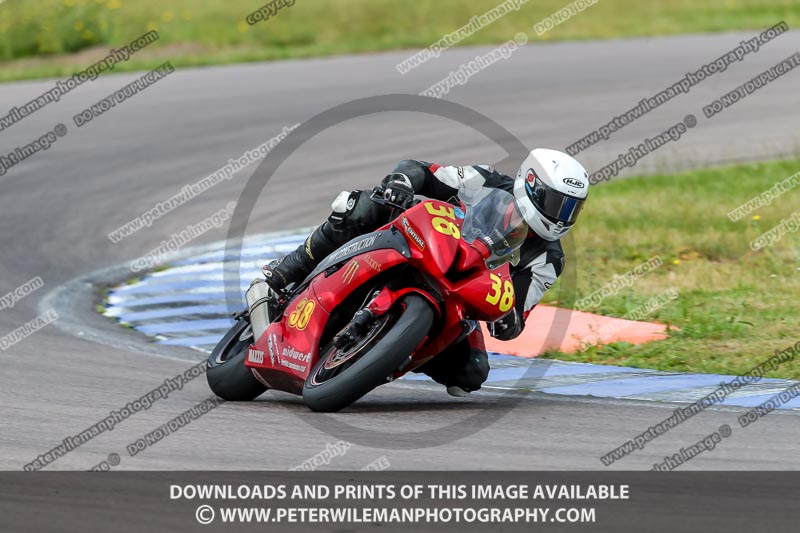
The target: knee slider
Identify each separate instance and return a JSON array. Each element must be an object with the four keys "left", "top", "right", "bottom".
[{"left": 328, "top": 190, "right": 360, "bottom": 227}]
